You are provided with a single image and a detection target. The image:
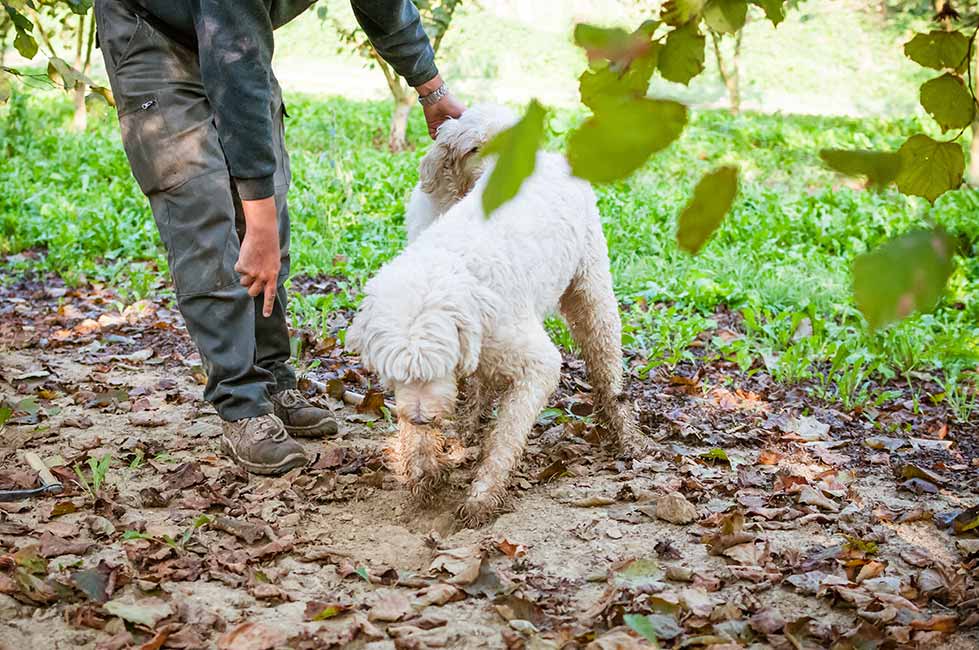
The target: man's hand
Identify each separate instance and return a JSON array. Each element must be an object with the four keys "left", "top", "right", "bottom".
[
  {"left": 415, "top": 74, "right": 466, "bottom": 139},
  {"left": 236, "top": 197, "right": 281, "bottom": 318}
]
